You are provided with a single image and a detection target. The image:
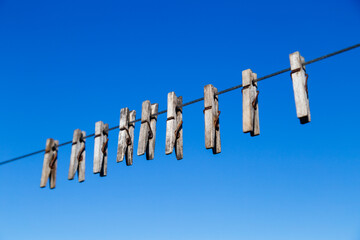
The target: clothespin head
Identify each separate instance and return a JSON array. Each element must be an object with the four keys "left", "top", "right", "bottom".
[
  {"left": 289, "top": 51, "right": 311, "bottom": 124},
  {"left": 242, "top": 69, "right": 253, "bottom": 88},
  {"left": 40, "top": 138, "right": 59, "bottom": 189}
]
